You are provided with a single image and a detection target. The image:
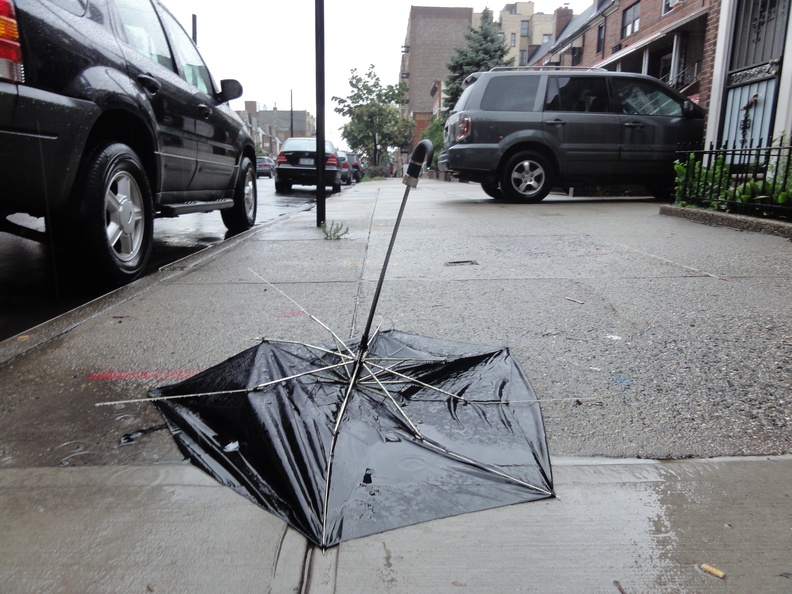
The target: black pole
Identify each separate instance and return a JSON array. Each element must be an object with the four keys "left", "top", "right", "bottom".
[
  {"left": 191, "top": 14, "right": 197, "bottom": 43},
  {"left": 290, "top": 89, "right": 294, "bottom": 138},
  {"left": 315, "top": 0, "right": 326, "bottom": 227}
]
